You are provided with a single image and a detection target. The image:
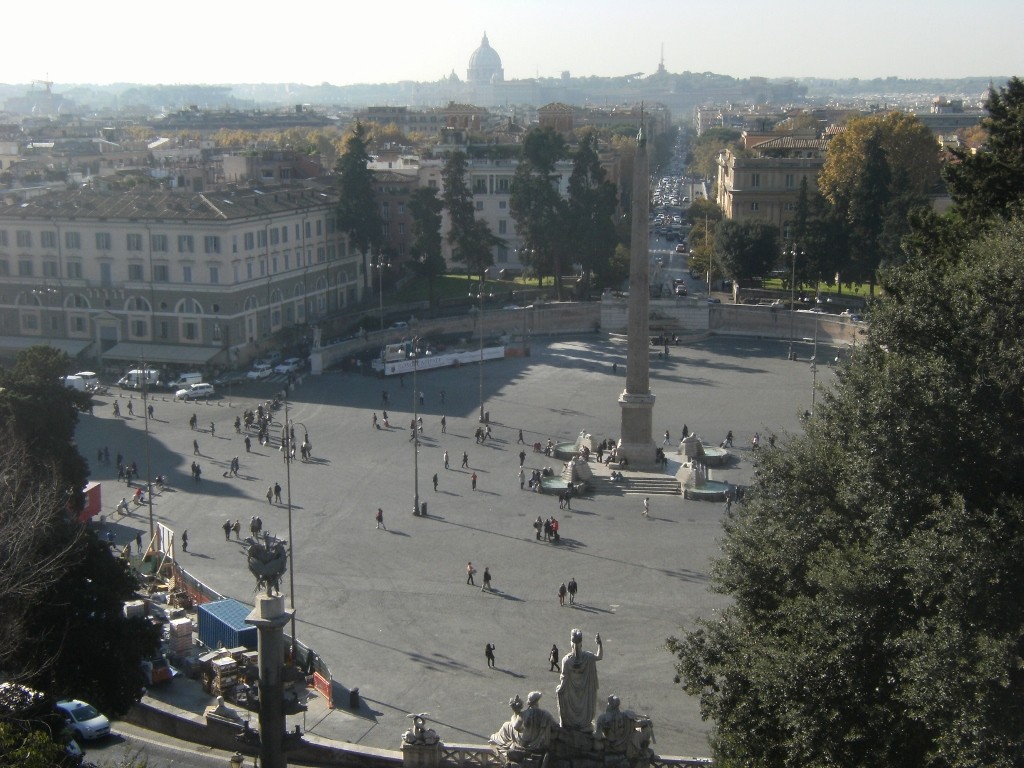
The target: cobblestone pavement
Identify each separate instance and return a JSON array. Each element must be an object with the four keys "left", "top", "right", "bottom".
[{"left": 79, "top": 334, "right": 834, "bottom": 757}]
